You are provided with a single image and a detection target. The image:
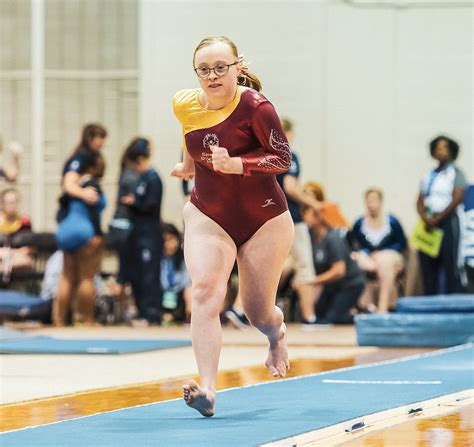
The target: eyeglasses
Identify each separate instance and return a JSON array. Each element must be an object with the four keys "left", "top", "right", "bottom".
[{"left": 194, "top": 61, "right": 239, "bottom": 79}]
